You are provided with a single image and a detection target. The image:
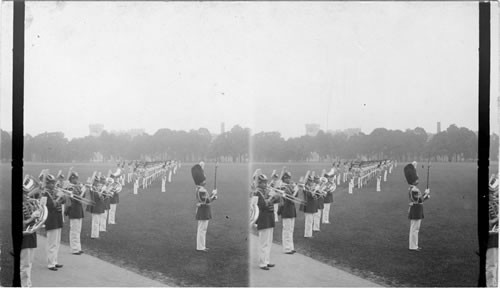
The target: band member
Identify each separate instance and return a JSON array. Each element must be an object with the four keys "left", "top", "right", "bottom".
[
  {"left": 487, "top": 174, "right": 499, "bottom": 287},
  {"left": 269, "top": 172, "right": 280, "bottom": 222},
  {"left": 66, "top": 172, "right": 84, "bottom": 255},
  {"left": 21, "top": 190, "right": 39, "bottom": 286},
  {"left": 43, "top": 174, "right": 64, "bottom": 271},
  {"left": 280, "top": 172, "right": 297, "bottom": 254},
  {"left": 88, "top": 176, "right": 105, "bottom": 239},
  {"left": 100, "top": 177, "right": 111, "bottom": 232},
  {"left": 376, "top": 165, "right": 382, "bottom": 192},
  {"left": 312, "top": 175, "right": 323, "bottom": 232},
  {"left": 322, "top": 173, "right": 335, "bottom": 224},
  {"left": 405, "top": 162, "right": 430, "bottom": 251},
  {"left": 192, "top": 162, "right": 217, "bottom": 252},
  {"left": 254, "top": 174, "right": 277, "bottom": 270},
  {"left": 108, "top": 173, "right": 122, "bottom": 225},
  {"left": 303, "top": 175, "right": 317, "bottom": 238}
]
